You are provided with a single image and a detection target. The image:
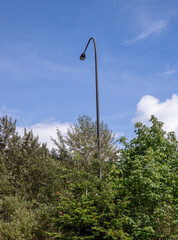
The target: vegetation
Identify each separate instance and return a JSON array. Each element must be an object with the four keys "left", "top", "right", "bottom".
[
  {"left": 0, "top": 116, "right": 59, "bottom": 239},
  {"left": 119, "top": 116, "right": 178, "bottom": 239},
  {"left": 0, "top": 115, "right": 177, "bottom": 239}
]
